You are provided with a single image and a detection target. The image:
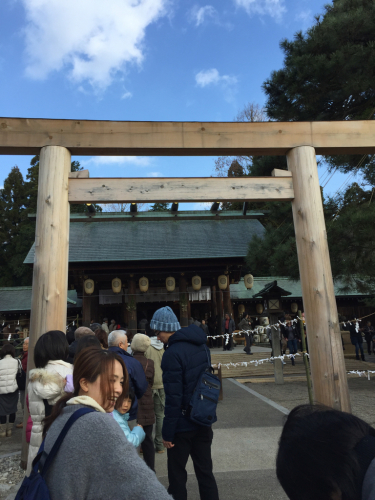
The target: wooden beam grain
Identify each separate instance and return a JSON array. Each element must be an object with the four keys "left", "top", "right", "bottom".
[
  {"left": 1, "top": 118, "right": 375, "bottom": 156},
  {"left": 68, "top": 176, "right": 294, "bottom": 203}
]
